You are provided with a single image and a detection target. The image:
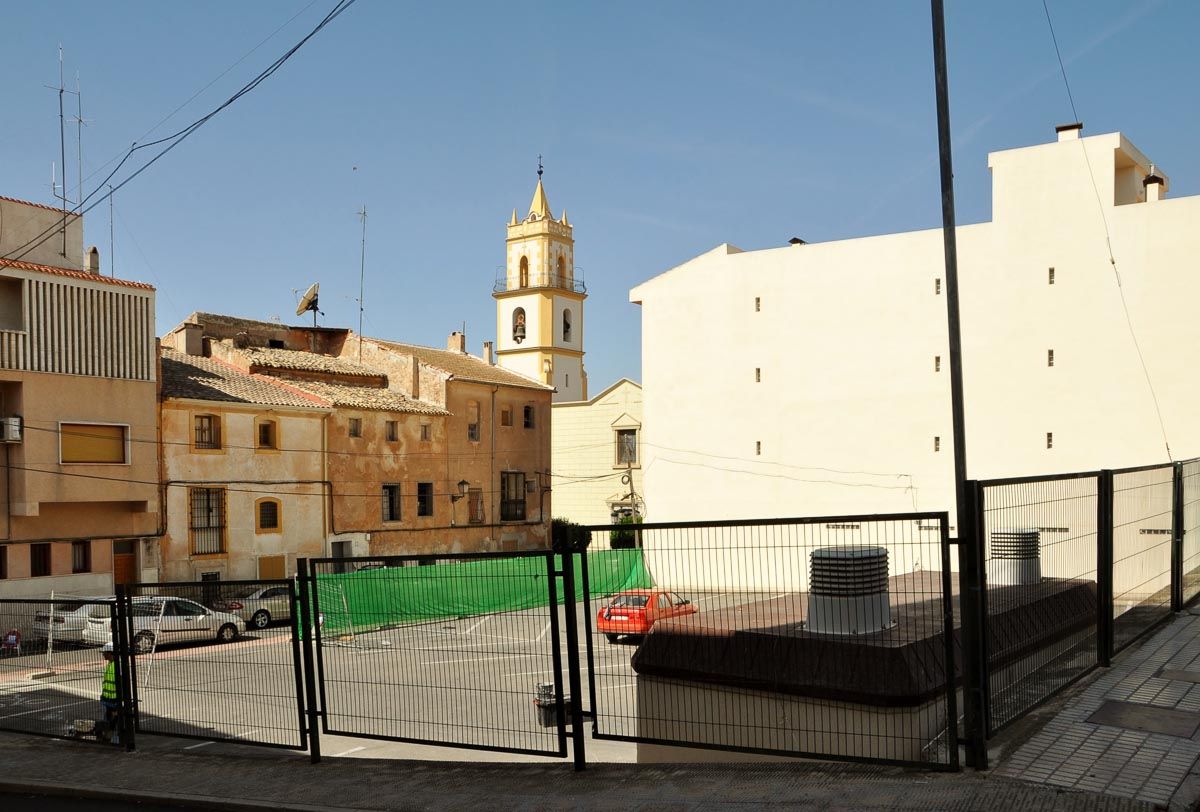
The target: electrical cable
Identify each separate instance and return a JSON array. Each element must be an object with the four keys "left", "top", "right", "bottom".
[{"left": 1042, "top": 0, "right": 1173, "bottom": 461}]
